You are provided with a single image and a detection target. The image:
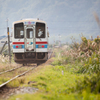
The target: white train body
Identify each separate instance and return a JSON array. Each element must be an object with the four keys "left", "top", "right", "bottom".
[{"left": 12, "top": 19, "right": 49, "bottom": 64}]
